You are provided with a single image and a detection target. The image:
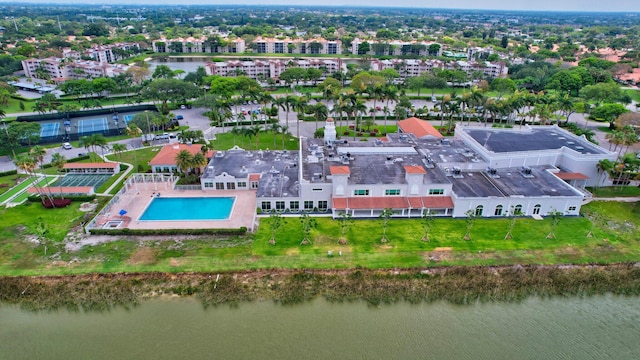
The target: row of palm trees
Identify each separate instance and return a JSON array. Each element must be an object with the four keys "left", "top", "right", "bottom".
[
  {"left": 13, "top": 146, "right": 68, "bottom": 206},
  {"left": 605, "top": 125, "right": 640, "bottom": 155},
  {"left": 227, "top": 123, "right": 291, "bottom": 150},
  {"left": 200, "top": 78, "right": 588, "bottom": 144}
]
